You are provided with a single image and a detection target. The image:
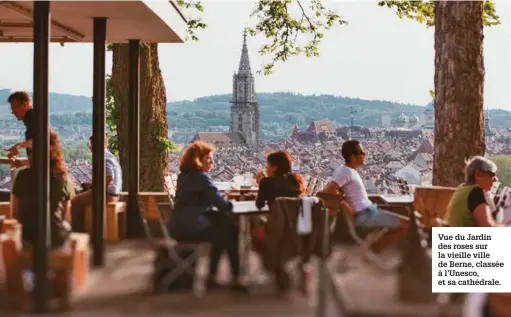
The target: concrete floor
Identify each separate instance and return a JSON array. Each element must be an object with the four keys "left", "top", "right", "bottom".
[
  {"left": 1, "top": 242, "right": 470, "bottom": 317},
  {"left": 1, "top": 240, "right": 339, "bottom": 317}
]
